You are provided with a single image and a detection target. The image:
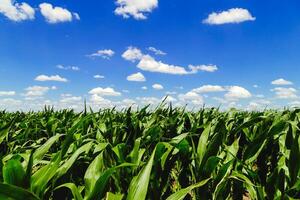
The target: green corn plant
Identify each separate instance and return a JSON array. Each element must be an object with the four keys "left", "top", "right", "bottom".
[{"left": 1, "top": 105, "right": 300, "bottom": 199}]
